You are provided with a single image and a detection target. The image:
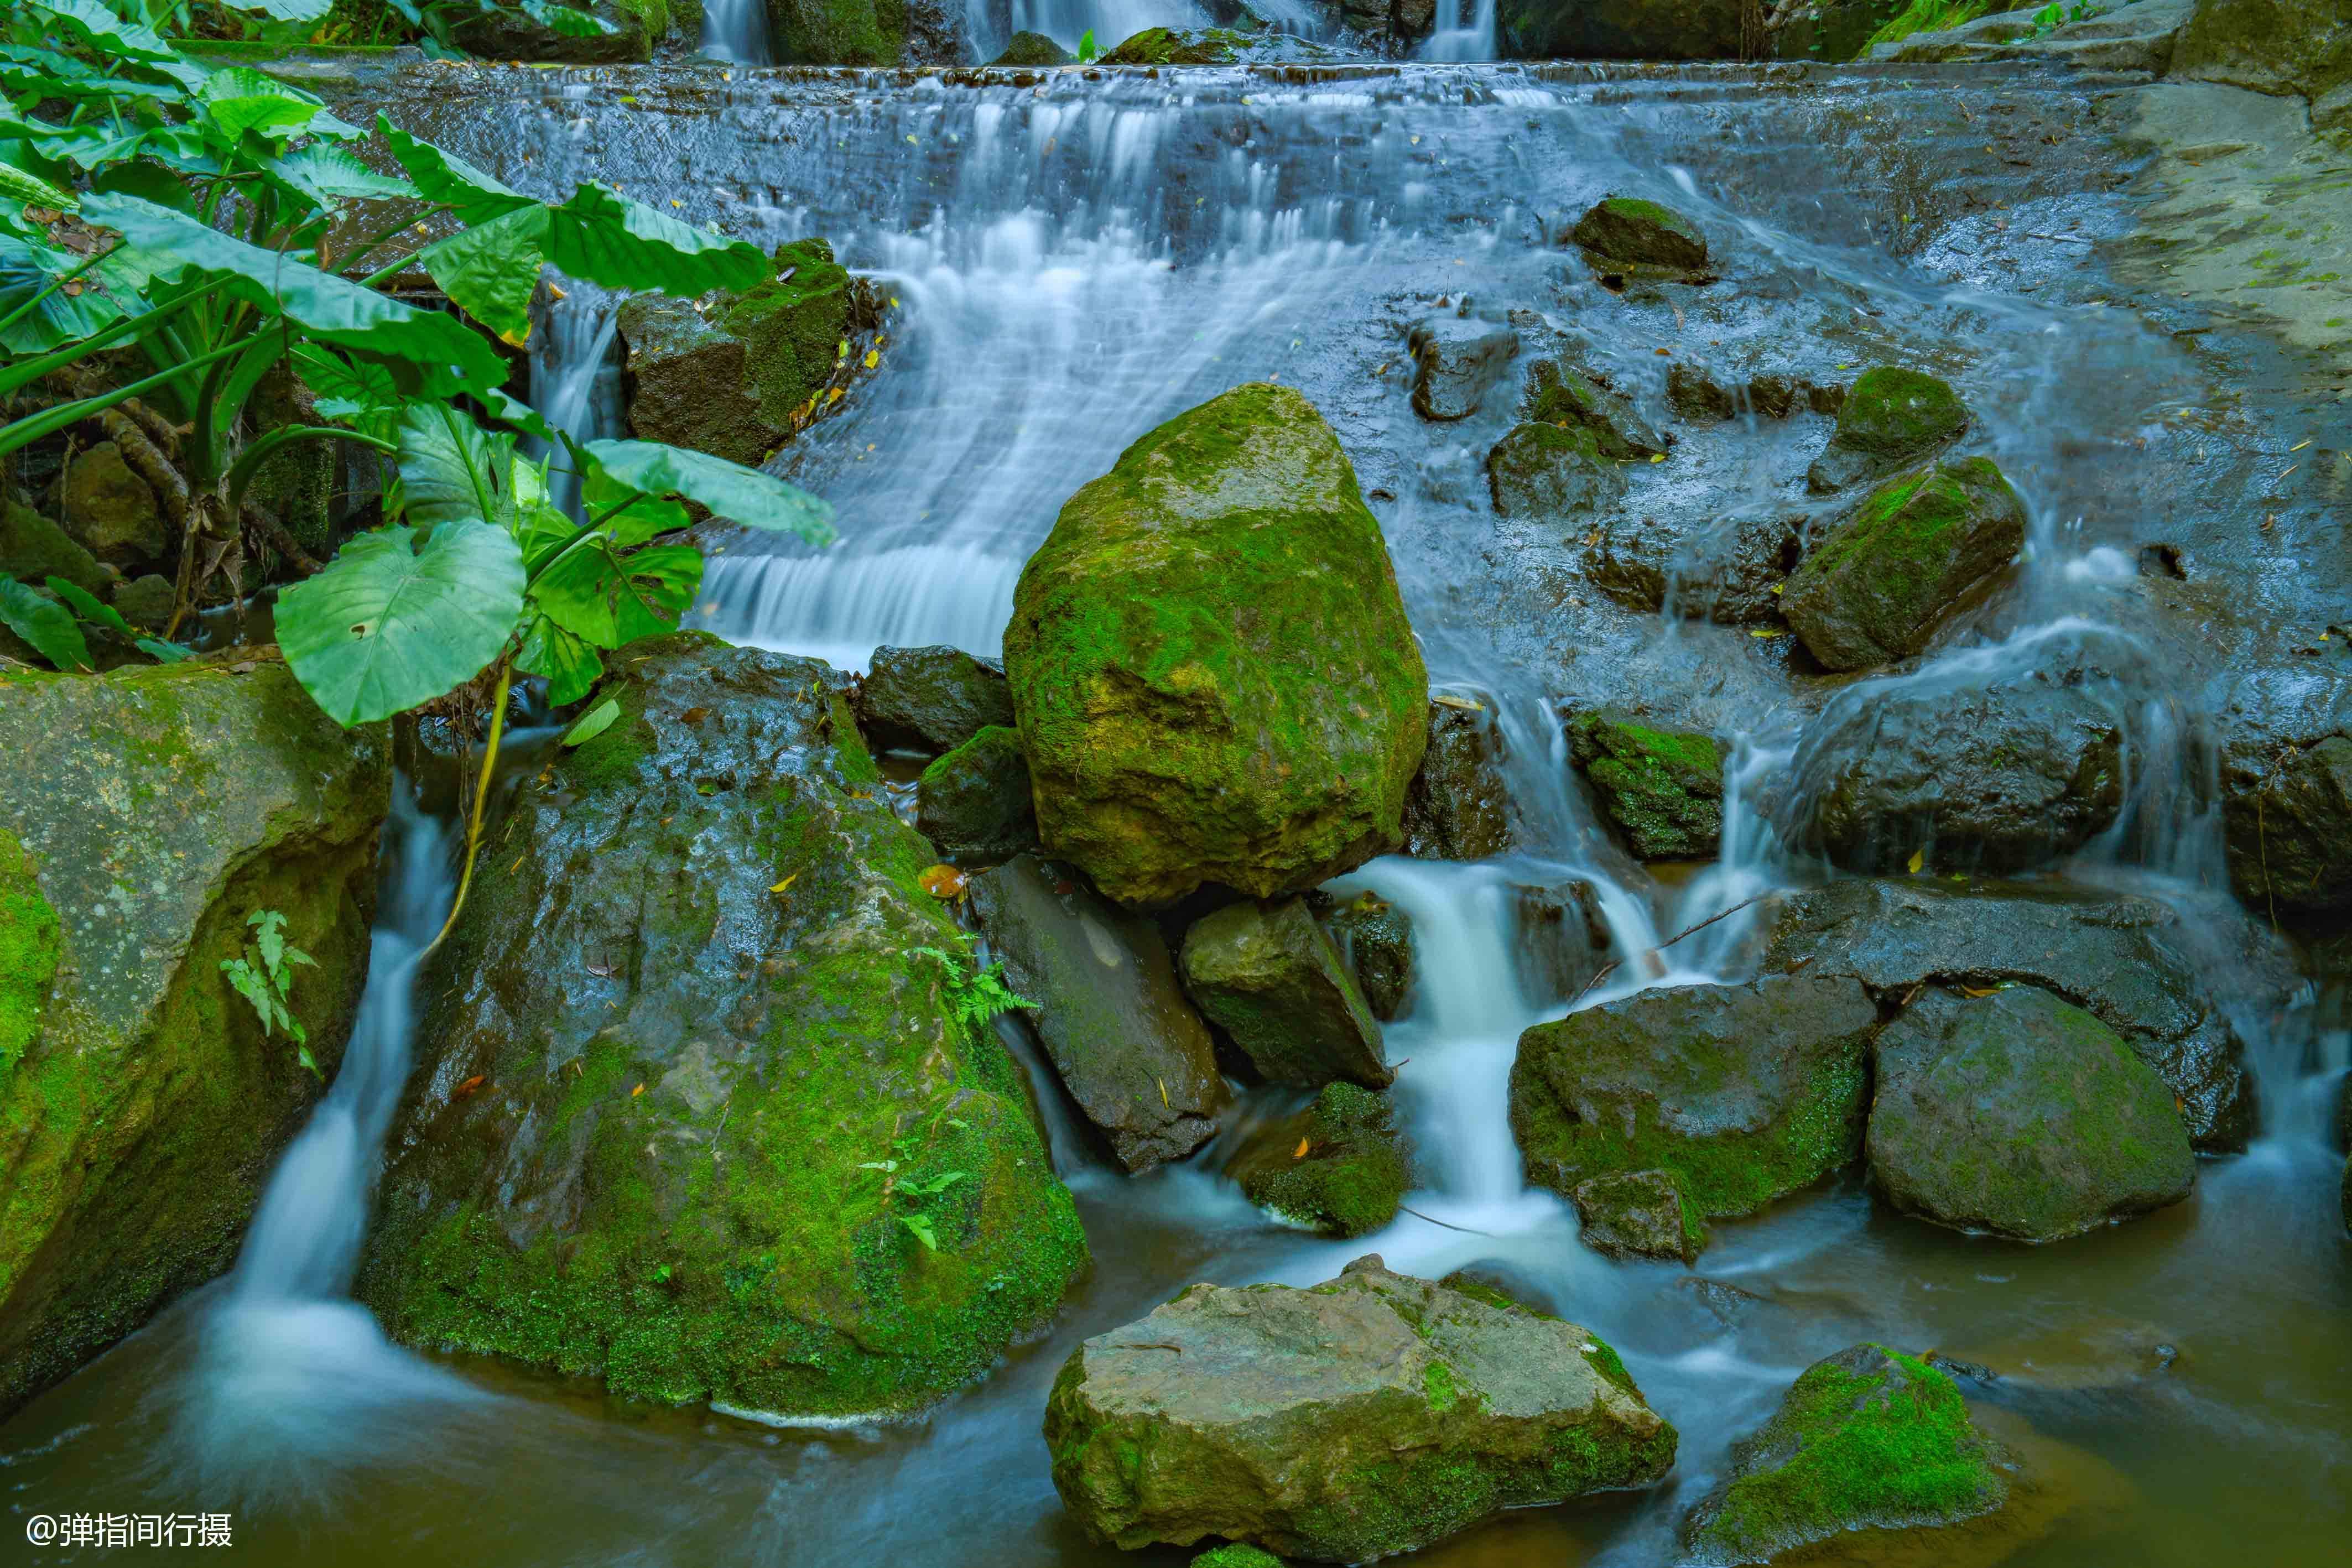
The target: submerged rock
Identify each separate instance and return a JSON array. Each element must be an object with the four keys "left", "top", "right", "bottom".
[
  {"left": 619, "top": 238, "right": 876, "bottom": 468},
  {"left": 1402, "top": 700, "right": 1514, "bottom": 860},
  {"left": 358, "top": 635, "right": 1087, "bottom": 1419},
  {"left": 1003, "top": 383, "right": 1428, "bottom": 906},
  {"left": 1804, "top": 365, "right": 1971, "bottom": 493},
  {"left": 1510, "top": 975, "right": 1880, "bottom": 1239},
  {"left": 1525, "top": 359, "right": 1668, "bottom": 460},
  {"left": 1782, "top": 457, "right": 2026, "bottom": 672},
  {"left": 1572, "top": 1169, "right": 1706, "bottom": 1264},
  {"left": 1326, "top": 892, "right": 1414, "bottom": 1020},
  {"left": 969, "top": 854, "right": 1229, "bottom": 1173},
  {"left": 2221, "top": 733, "right": 2352, "bottom": 912},
  {"left": 0, "top": 654, "right": 388, "bottom": 1420},
  {"left": 916, "top": 725, "right": 1037, "bottom": 863},
  {"left": 1182, "top": 898, "right": 1392, "bottom": 1089},
  {"left": 1567, "top": 711, "right": 1724, "bottom": 860},
  {"left": 1755, "top": 877, "right": 2273, "bottom": 1152},
  {"left": 1586, "top": 507, "right": 1800, "bottom": 625},
  {"left": 858, "top": 643, "right": 1017, "bottom": 756},
  {"left": 1410, "top": 314, "right": 1520, "bottom": 420},
  {"left": 991, "top": 28, "right": 1072, "bottom": 64},
  {"left": 1228, "top": 1082, "right": 1411, "bottom": 1237},
  {"left": 1043, "top": 1255, "right": 1676, "bottom": 1561},
  {"left": 1869, "top": 987, "right": 2195, "bottom": 1242},
  {"left": 1488, "top": 421, "right": 1628, "bottom": 520},
  {"left": 1667, "top": 362, "right": 1844, "bottom": 423},
  {"left": 1681, "top": 1343, "right": 2009, "bottom": 1564},
  {"left": 1567, "top": 195, "right": 1712, "bottom": 277}
]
